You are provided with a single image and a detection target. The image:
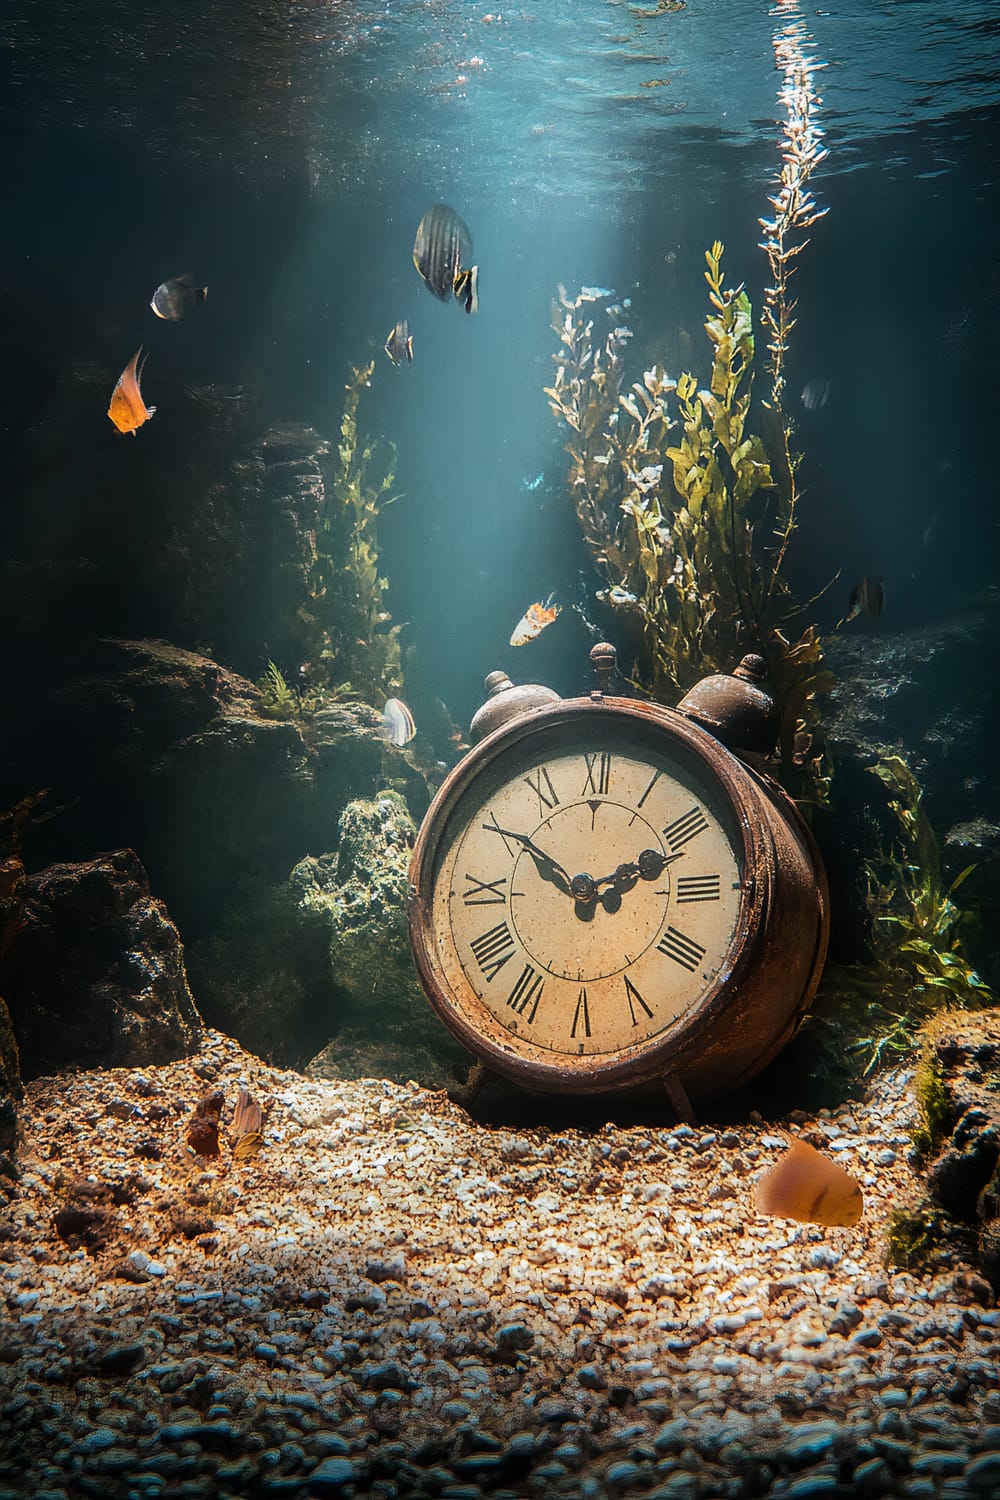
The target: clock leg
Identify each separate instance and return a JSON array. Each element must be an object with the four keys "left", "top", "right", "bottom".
[
  {"left": 663, "top": 1072, "right": 698, "bottom": 1126},
  {"left": 450, "top": 1058, "right": 489, "bottom": 1110}
]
